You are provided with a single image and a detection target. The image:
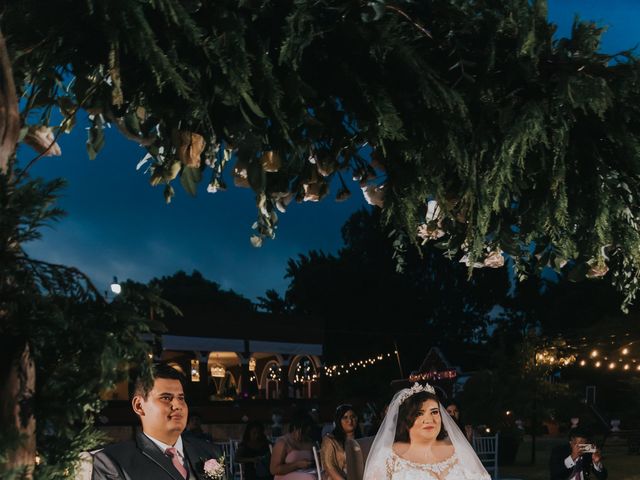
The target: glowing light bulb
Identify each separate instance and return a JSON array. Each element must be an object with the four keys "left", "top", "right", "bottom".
[{"left": 590, "top": 350, "right": 598, "bottom": 358}]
